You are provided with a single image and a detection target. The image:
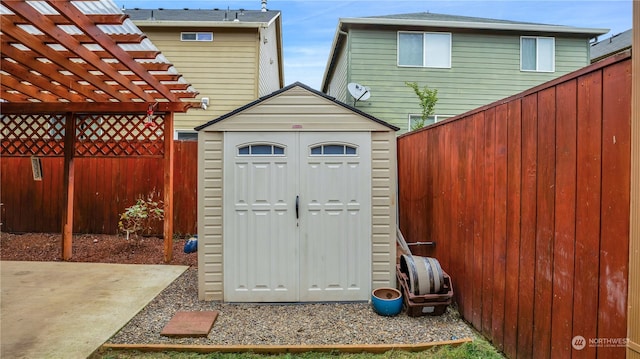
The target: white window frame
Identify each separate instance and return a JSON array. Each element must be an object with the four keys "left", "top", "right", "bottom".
[
  {"left": 408, "top": 114, "right": 454, "bottom": 129},
  {"left": 174, "top": 130, "right": 198, "bottom": 141},
  {"left": 397, "top": 31, "right": 452, "bottom": 68},
  {"left": 520, "top": 36, "right": 555, "bottom": 73},
  {"left": 237, "top": 143, "right": 286, "bottom": 156},
  {"left": 180, "top": 32, "right": 213, "bottom": 42},
  {"left": 309, "top": 143, "right": 358, "bottom": 156}
]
